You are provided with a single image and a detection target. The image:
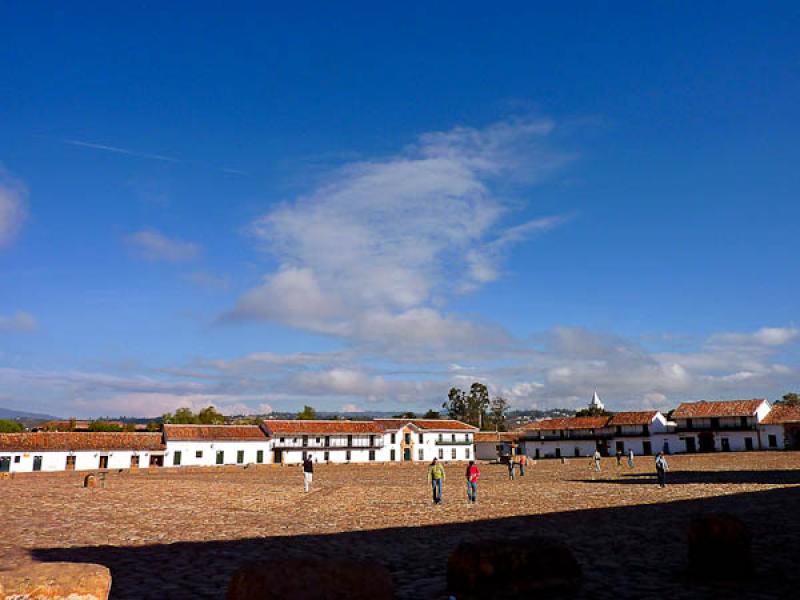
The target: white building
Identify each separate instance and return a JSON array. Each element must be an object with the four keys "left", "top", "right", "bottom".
[
  {"left": 759, "top": 404, "right": 800, "bottom": 451},
  {"left": 589, "top": 391, "right": 605, "bottom": 412},
  {"left": 0, "top": 432, "right": 165, "bottom": 473},
  {"left": 607, "top": 411, "right": 669, "bottom": 456},
  {"left": 262, "top": 420, "right": 388, "bottom": 464},
  {"left": 162, "top": 424, "right": 271, "bottom": 467},
  {"left": 671, "top": 399, "right": 771, "bottom": 453},
  {"left": 473, "top": 431, "right": 520, "bottom": 461},
  {"left": 376, "top": 419, "right": 477, "bottom": 462},
  {"left": 520, "top": 416, "right": 612, "bottom": 459}
]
